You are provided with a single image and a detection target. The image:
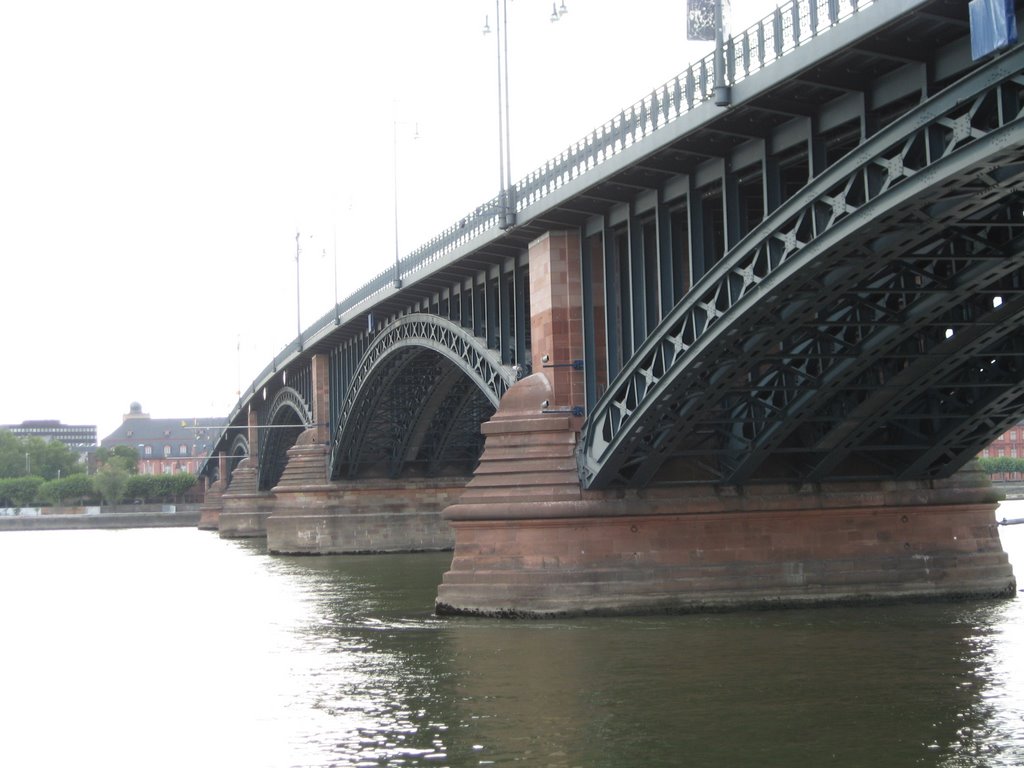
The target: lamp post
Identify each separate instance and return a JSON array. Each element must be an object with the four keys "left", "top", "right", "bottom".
[
  {"left": 392, "top": 118, "right": 420, "bottom": 289},
  {"left": 687, "top": 0, "right": 731, "bottom": 106},
  {"left": 483, "top": 2, "right": 566, "bottom": 231},
  {"left": 293, "top": 231, "right": 318, "bottom": 348},
  {"left": 295, "top": 230, "right": 303, "bottom": 346},
  {"left": 712, "top": 0, "right": 731, "bottom": 106}
]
